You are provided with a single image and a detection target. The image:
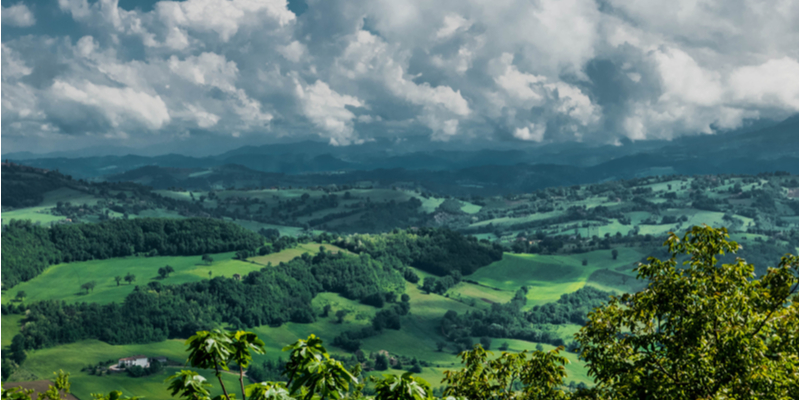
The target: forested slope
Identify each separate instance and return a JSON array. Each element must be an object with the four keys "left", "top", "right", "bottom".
[{"left": 1, "top": 218, "right": 263, "bottom": 289}]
